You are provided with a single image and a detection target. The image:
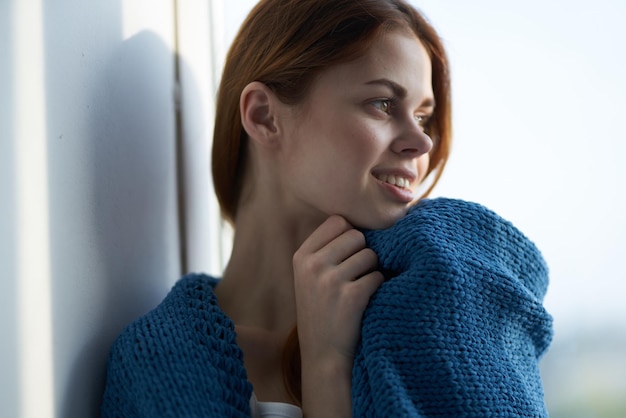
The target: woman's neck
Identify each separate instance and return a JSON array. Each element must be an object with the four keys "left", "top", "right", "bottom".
[{"left": 215, "top": 204, "right": 324, "bottom": 334}]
